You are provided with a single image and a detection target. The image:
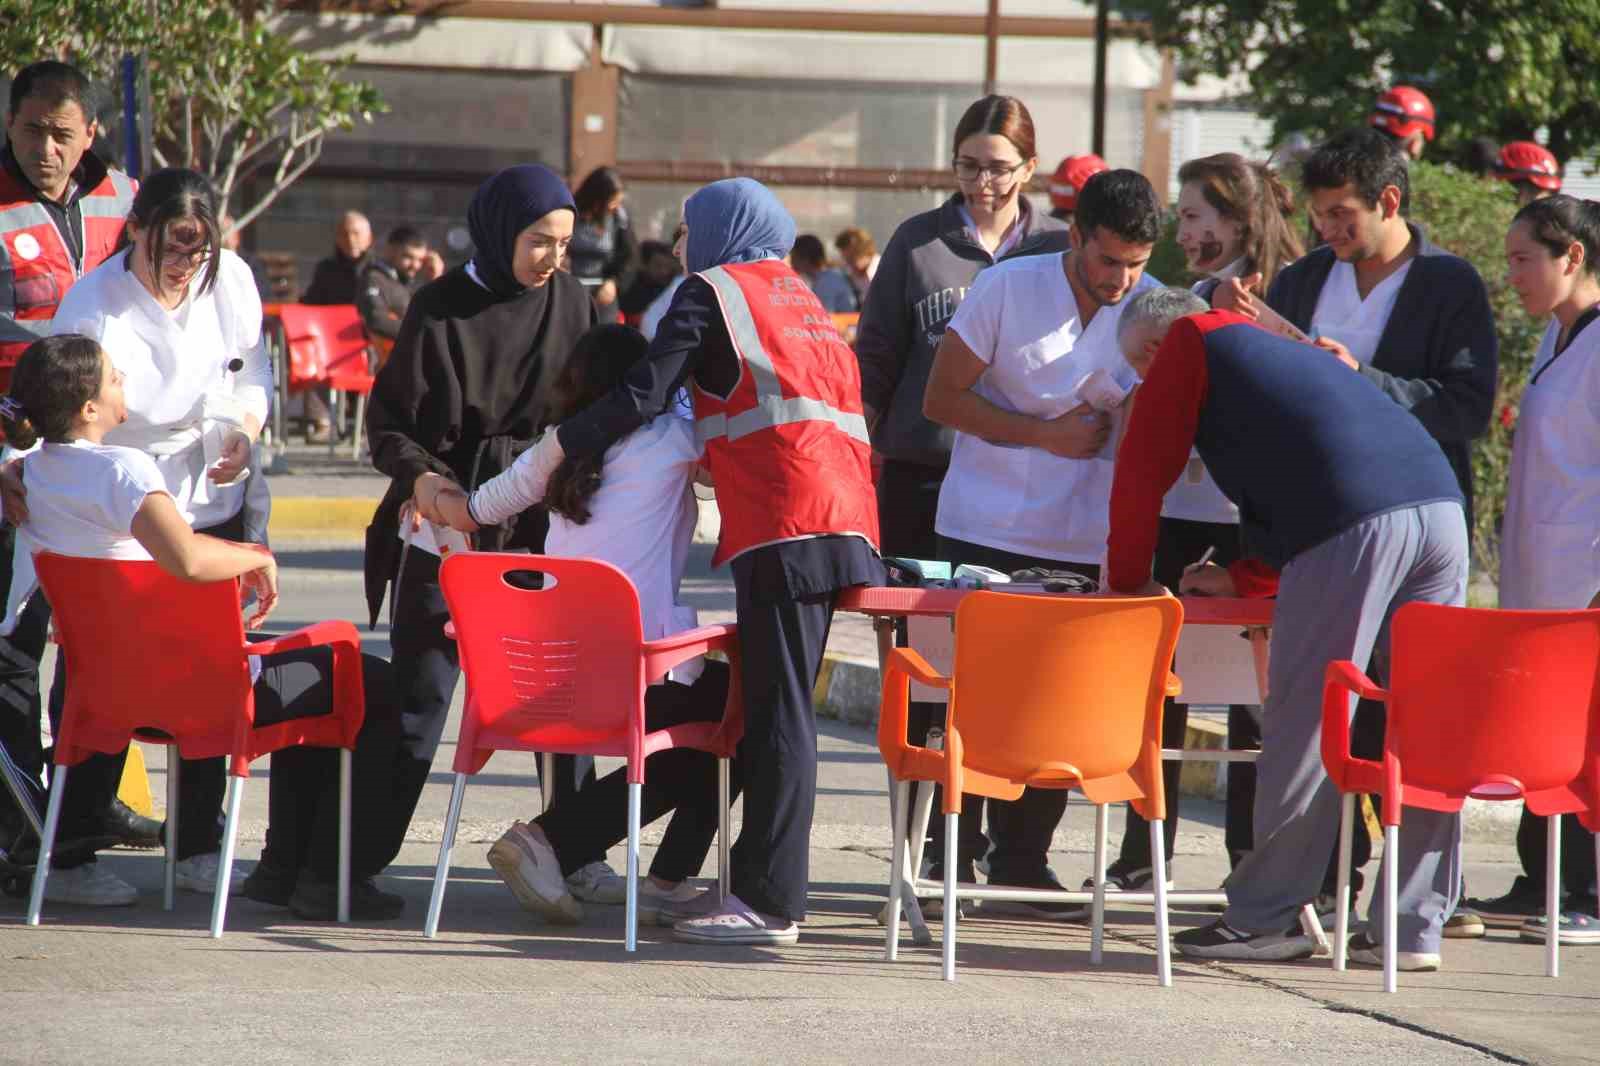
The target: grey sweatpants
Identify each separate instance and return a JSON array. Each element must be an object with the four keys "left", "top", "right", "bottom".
[{"left": 1223, "top": 501, "right": 1467, "bottom": 953}]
